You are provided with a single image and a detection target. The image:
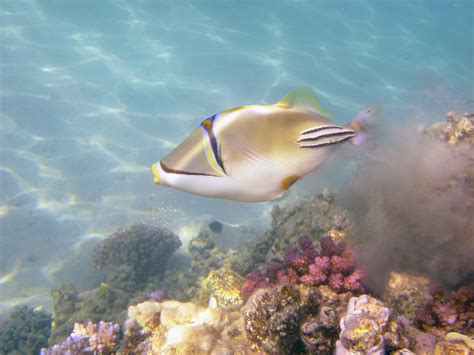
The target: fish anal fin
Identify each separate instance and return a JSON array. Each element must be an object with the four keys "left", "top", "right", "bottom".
[{"left": 277, "top": 87, "right": 331, "bottom": 117}]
